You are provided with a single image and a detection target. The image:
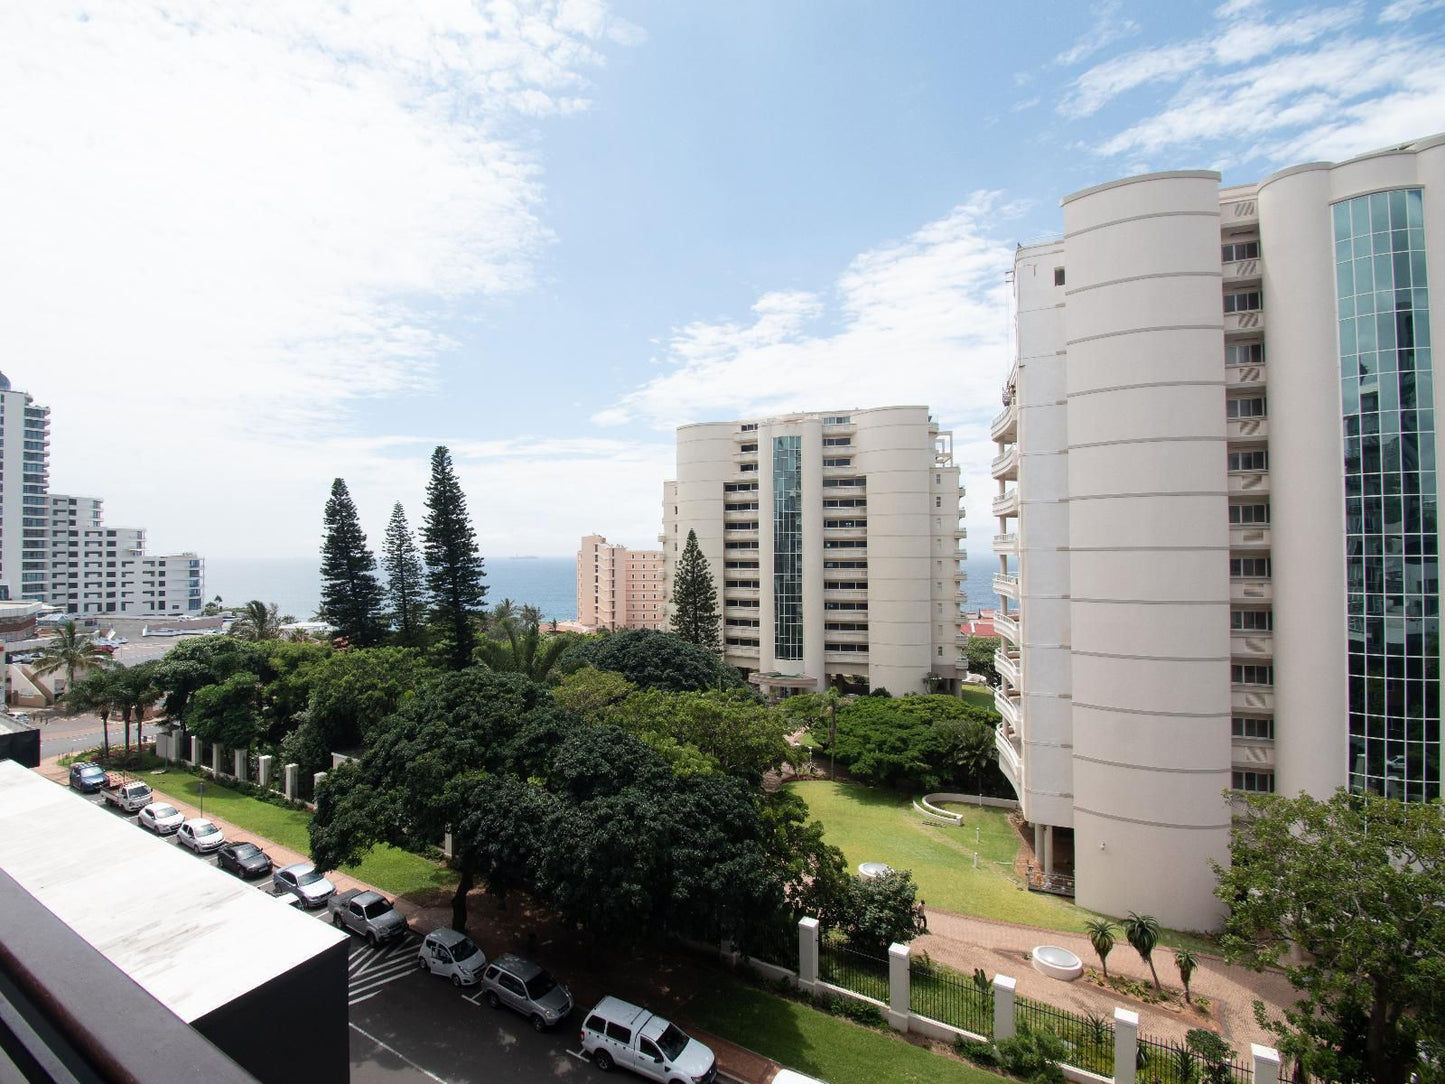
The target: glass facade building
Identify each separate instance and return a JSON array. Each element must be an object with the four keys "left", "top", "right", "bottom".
[
  {"left": 772, "top": 435, "right": 803, "bottom": 660},
  {"left": 1333, "top": 188, "right": 1440, "bottom": 800}
]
